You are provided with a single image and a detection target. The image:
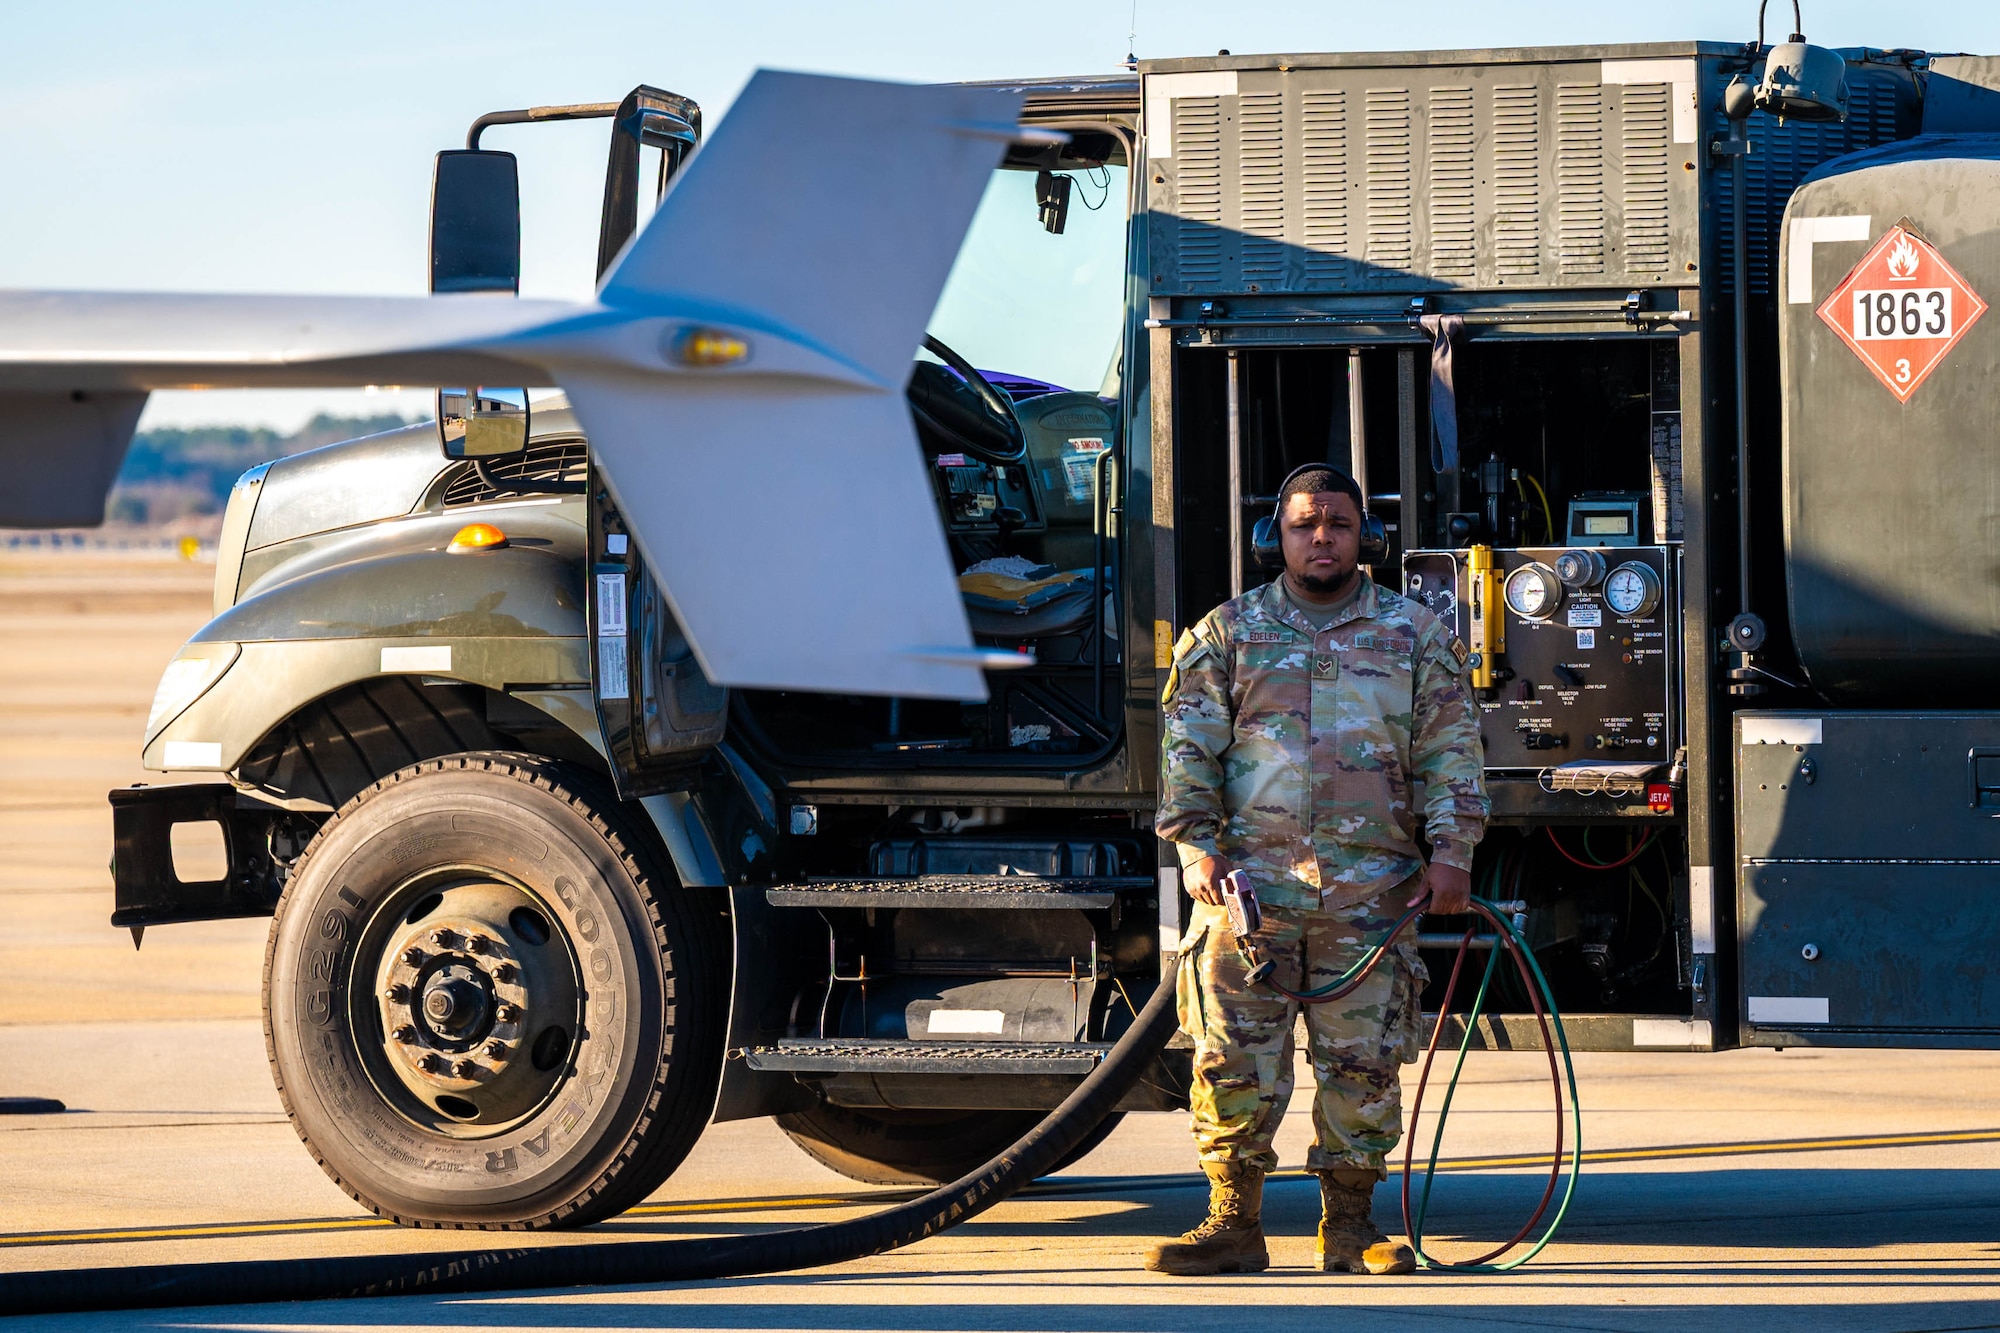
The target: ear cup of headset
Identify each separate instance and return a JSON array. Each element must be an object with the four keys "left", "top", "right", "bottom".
[
  {"left": 1358, "top": 514, "right": 1388, "bottom": 566},
  {"left": 1251, "top": 515, "right": 1284, "bottom": 569}
]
